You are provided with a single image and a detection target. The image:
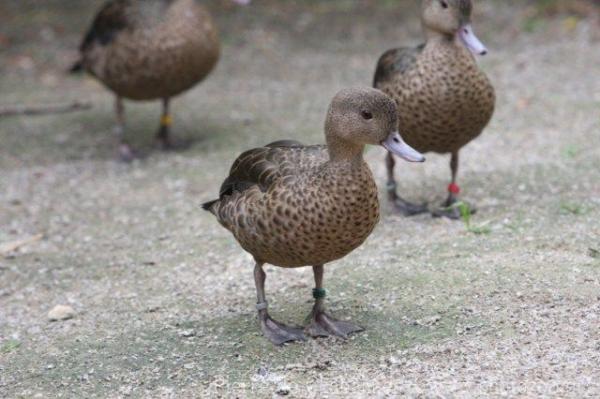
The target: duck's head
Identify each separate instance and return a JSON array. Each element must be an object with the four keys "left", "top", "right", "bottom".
[
  {"left": 325, "top": 87, "right": 425, "bottom": 163},
  {"left": 422, "top": 0, "right": 488, "bottom": 56}
]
